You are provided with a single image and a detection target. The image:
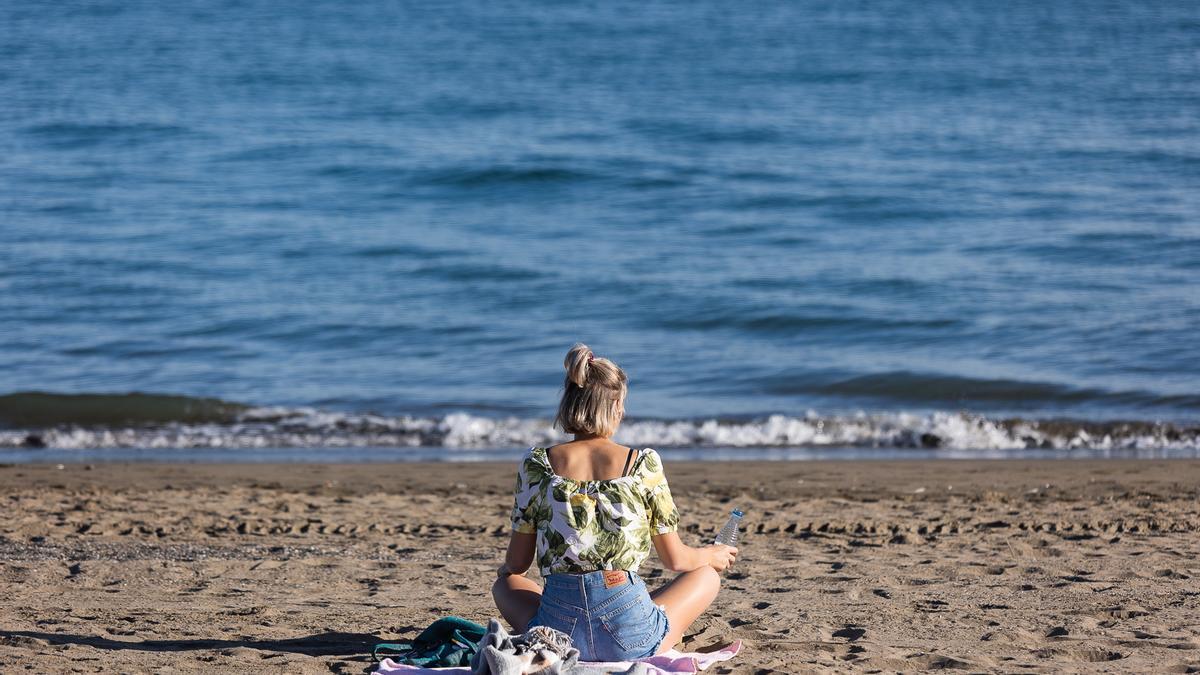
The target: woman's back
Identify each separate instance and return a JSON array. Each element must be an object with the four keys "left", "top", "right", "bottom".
[{"left": 544, "top": 439, "right": 635, "bottom": 483}]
